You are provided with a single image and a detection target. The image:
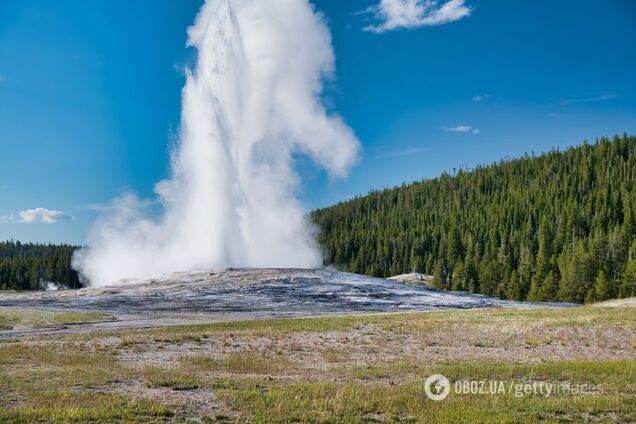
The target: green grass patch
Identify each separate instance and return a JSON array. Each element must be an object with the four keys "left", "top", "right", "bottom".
[
  {"left": 0, "top": 342, "right": 171, "bottom": 422},
  {"left": 0, "top": 395, "right": 172, "bottom": 423},
  {"left": 214, "top": 360, "right": 636, "bottom": 423},
  {"left": 0, "top": 307, "right": 111, "bottom": 328},
  {"left": 143, "top": 366, "right": 202, "bottom": 390}
]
